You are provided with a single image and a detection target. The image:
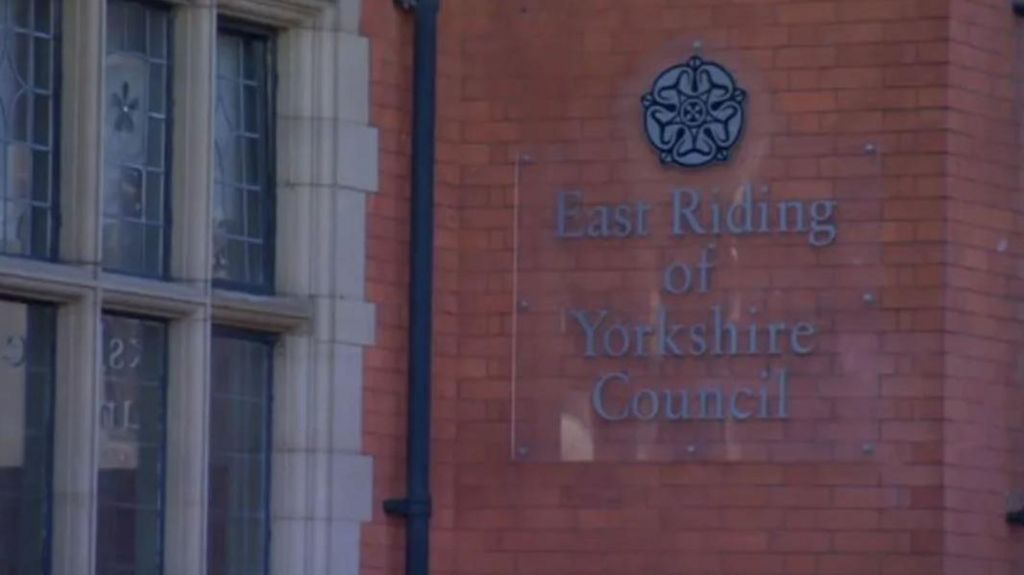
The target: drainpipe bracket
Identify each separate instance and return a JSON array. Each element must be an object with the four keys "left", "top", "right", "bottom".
[
  {"left": 395, "top": 0, "right": 441, "bottom": 11},
  {"left": 383, "top": 497, "right": 433, "bottom": 518},
  {"left": 1008, "top": 509, "right": 1024, "bottom": 525}
]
